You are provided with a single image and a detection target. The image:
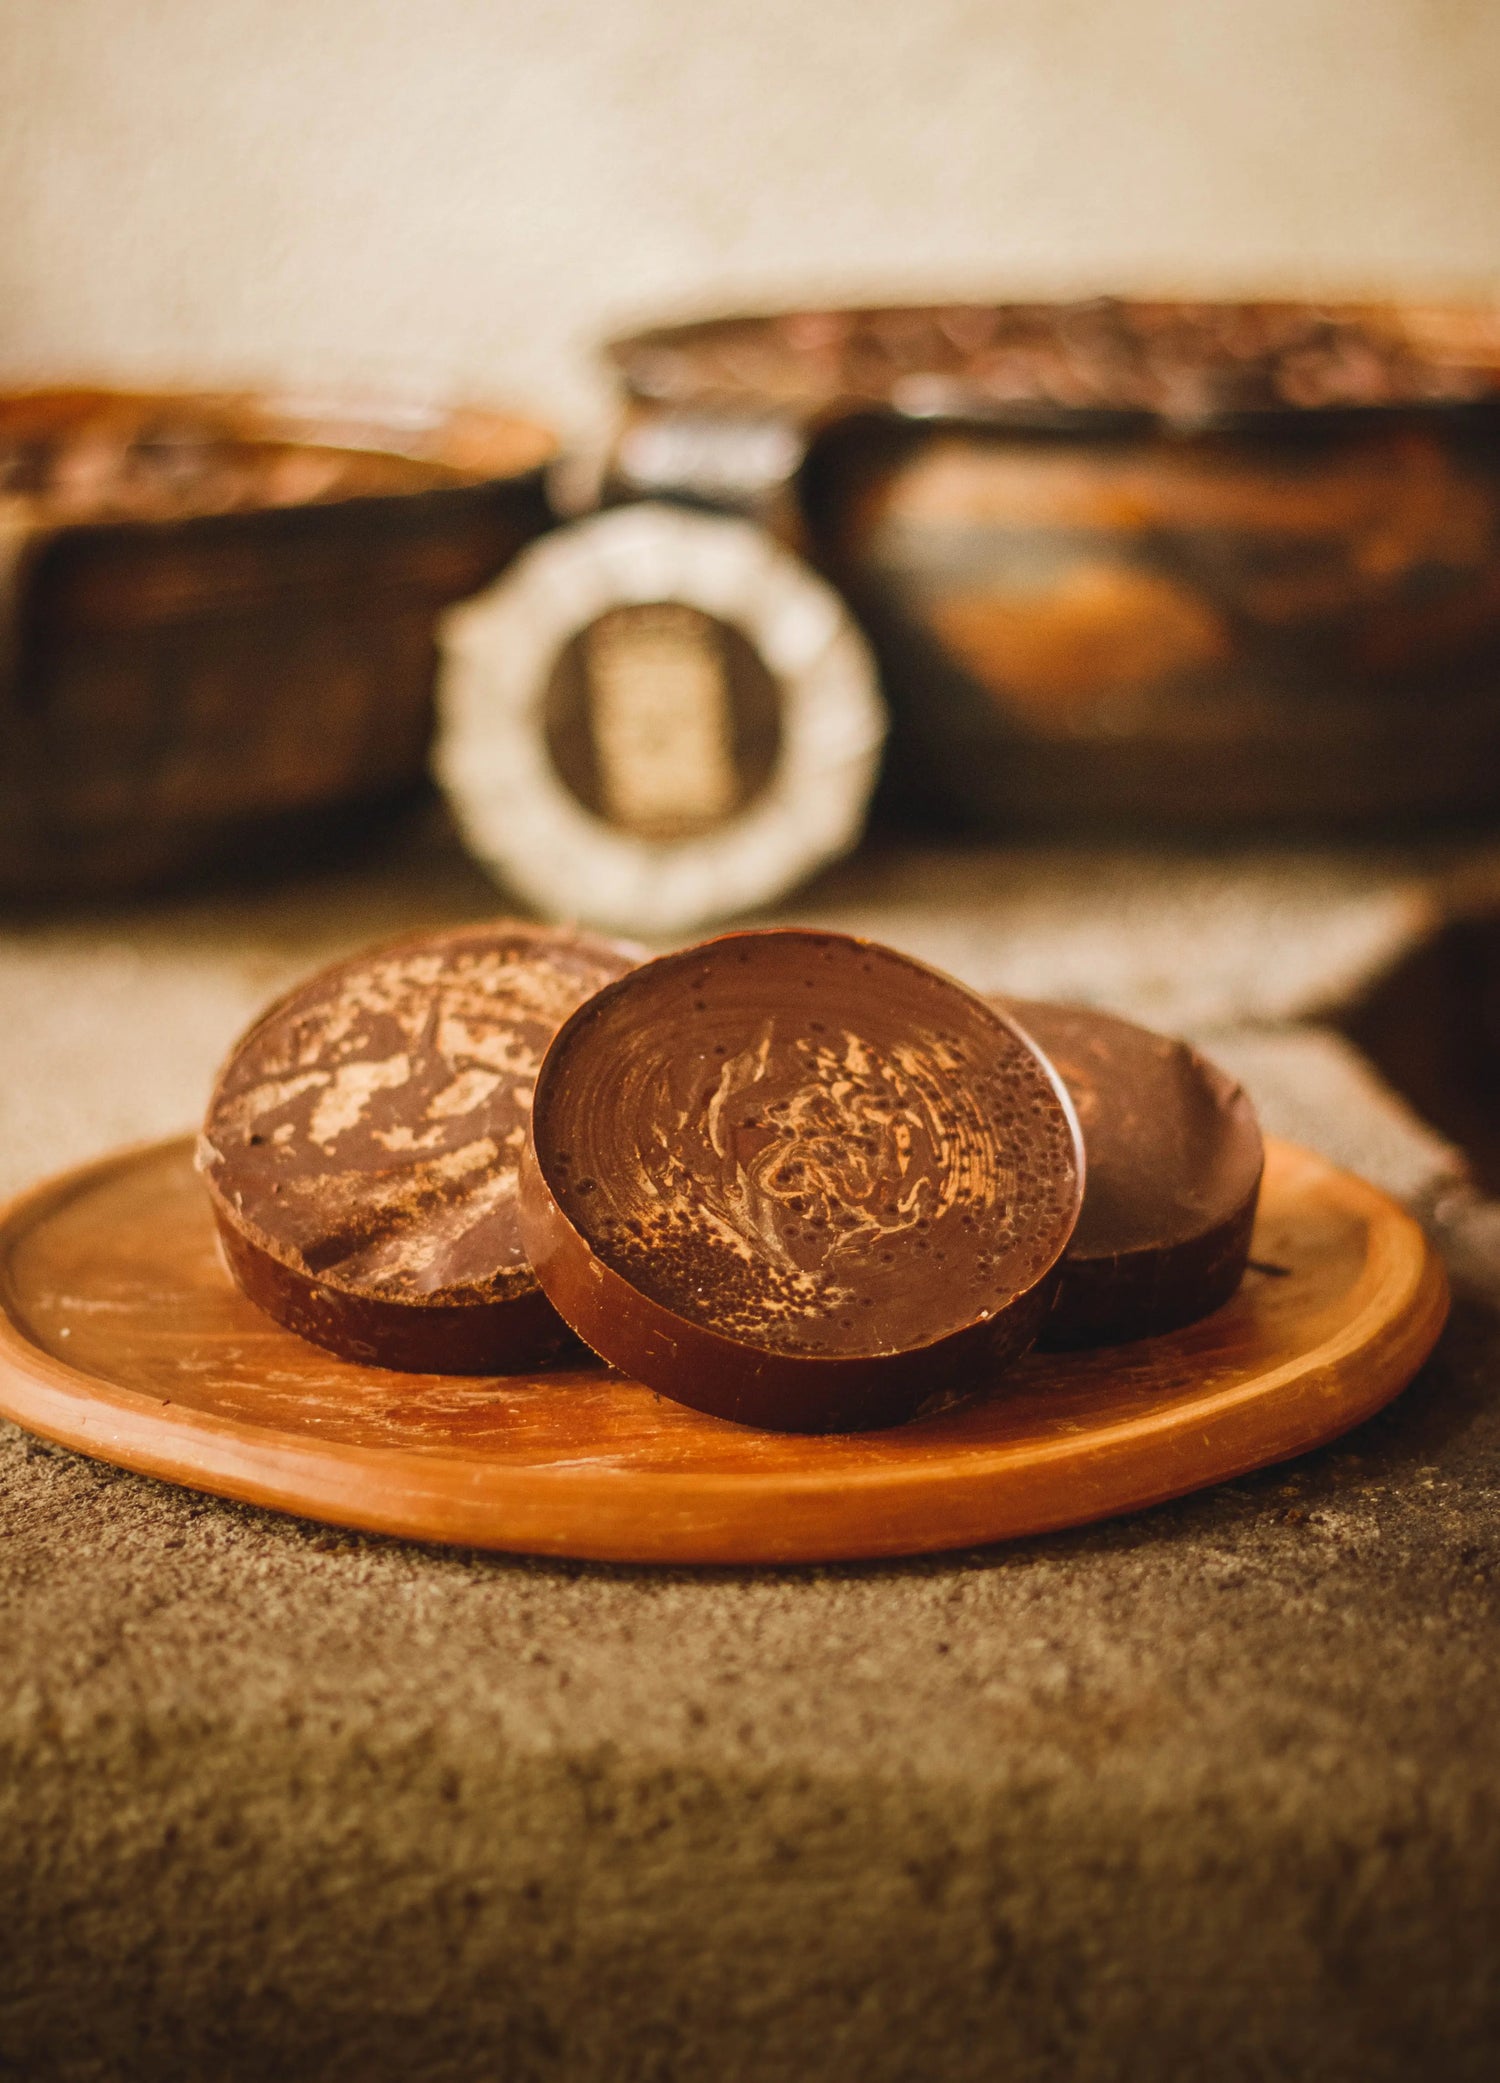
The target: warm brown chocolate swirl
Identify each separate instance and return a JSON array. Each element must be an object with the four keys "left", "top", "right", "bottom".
[
  {"left": 521, "top": 930, "right": 1083, "bottom": 1431},
  {"left": 200, "top": 921, "right": 637, "bottom": 1371}
]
